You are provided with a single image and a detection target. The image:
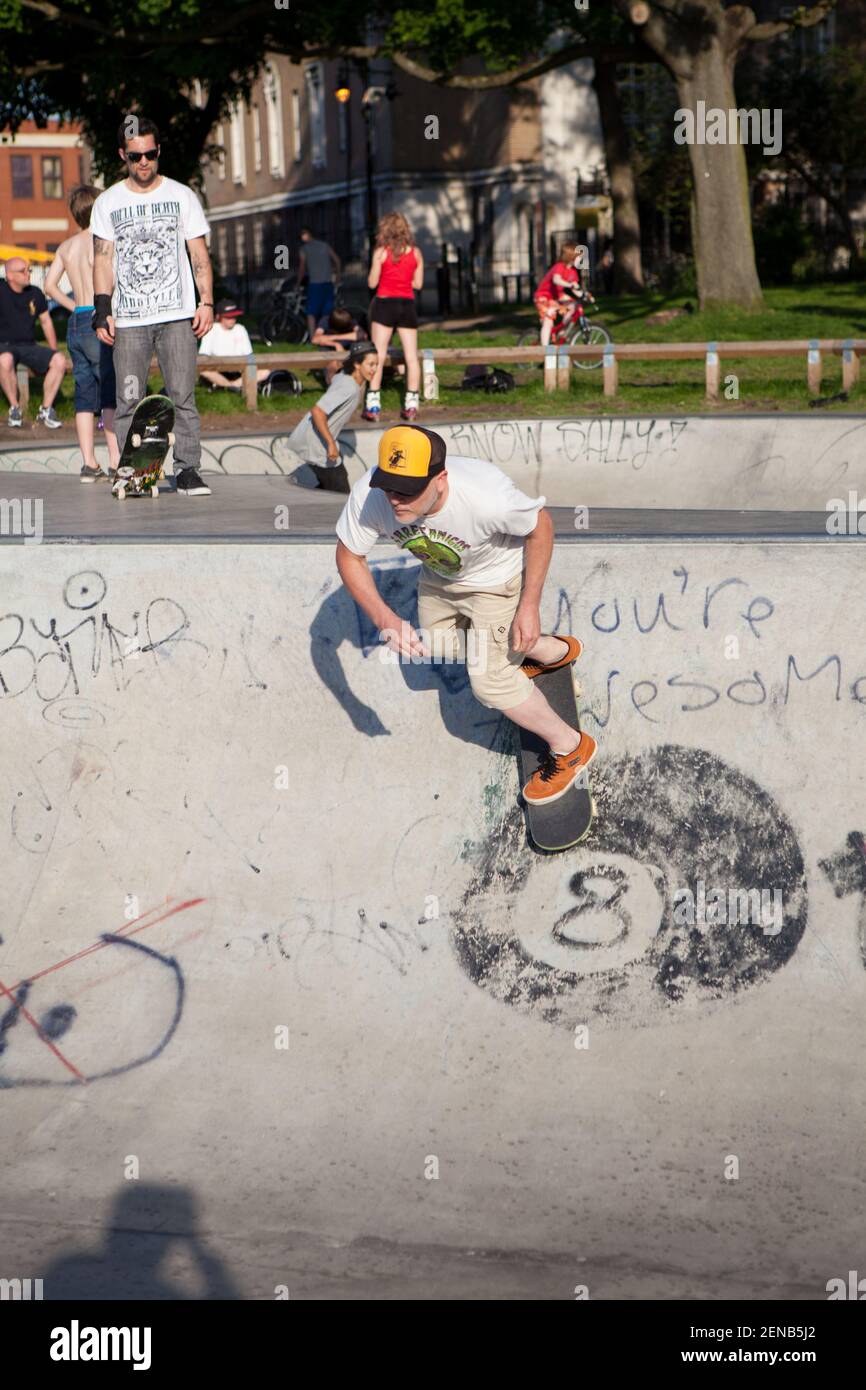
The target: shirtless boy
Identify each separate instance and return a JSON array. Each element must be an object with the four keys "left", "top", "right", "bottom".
[{"left": 45, "top": 185, "right": 119, "bottom": 480}]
